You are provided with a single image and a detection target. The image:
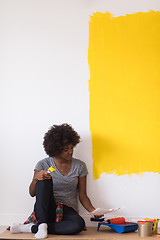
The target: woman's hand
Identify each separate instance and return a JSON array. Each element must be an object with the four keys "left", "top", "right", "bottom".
[
  {"left": 34, "top": 170, "right": 51, "bottom": 181},
  {"left": 90, "top": 209, "right": 104, "bottom": 219},
  {"left": 92, "top": 214, "right": 104, "bottom": 219},
  {"left": 29, "top": 170, "right": 51, "bottom": 197}
]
